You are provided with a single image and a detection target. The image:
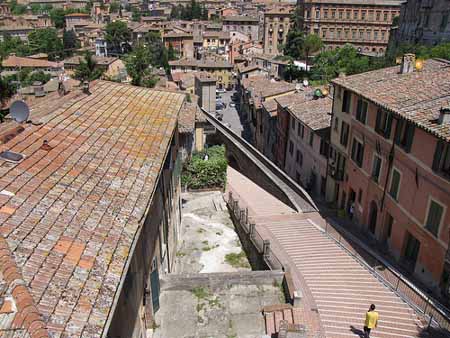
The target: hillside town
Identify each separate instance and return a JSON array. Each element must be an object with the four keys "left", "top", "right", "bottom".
[{"left": 0, "top": 0, "right": 450, "bottom": 337}]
